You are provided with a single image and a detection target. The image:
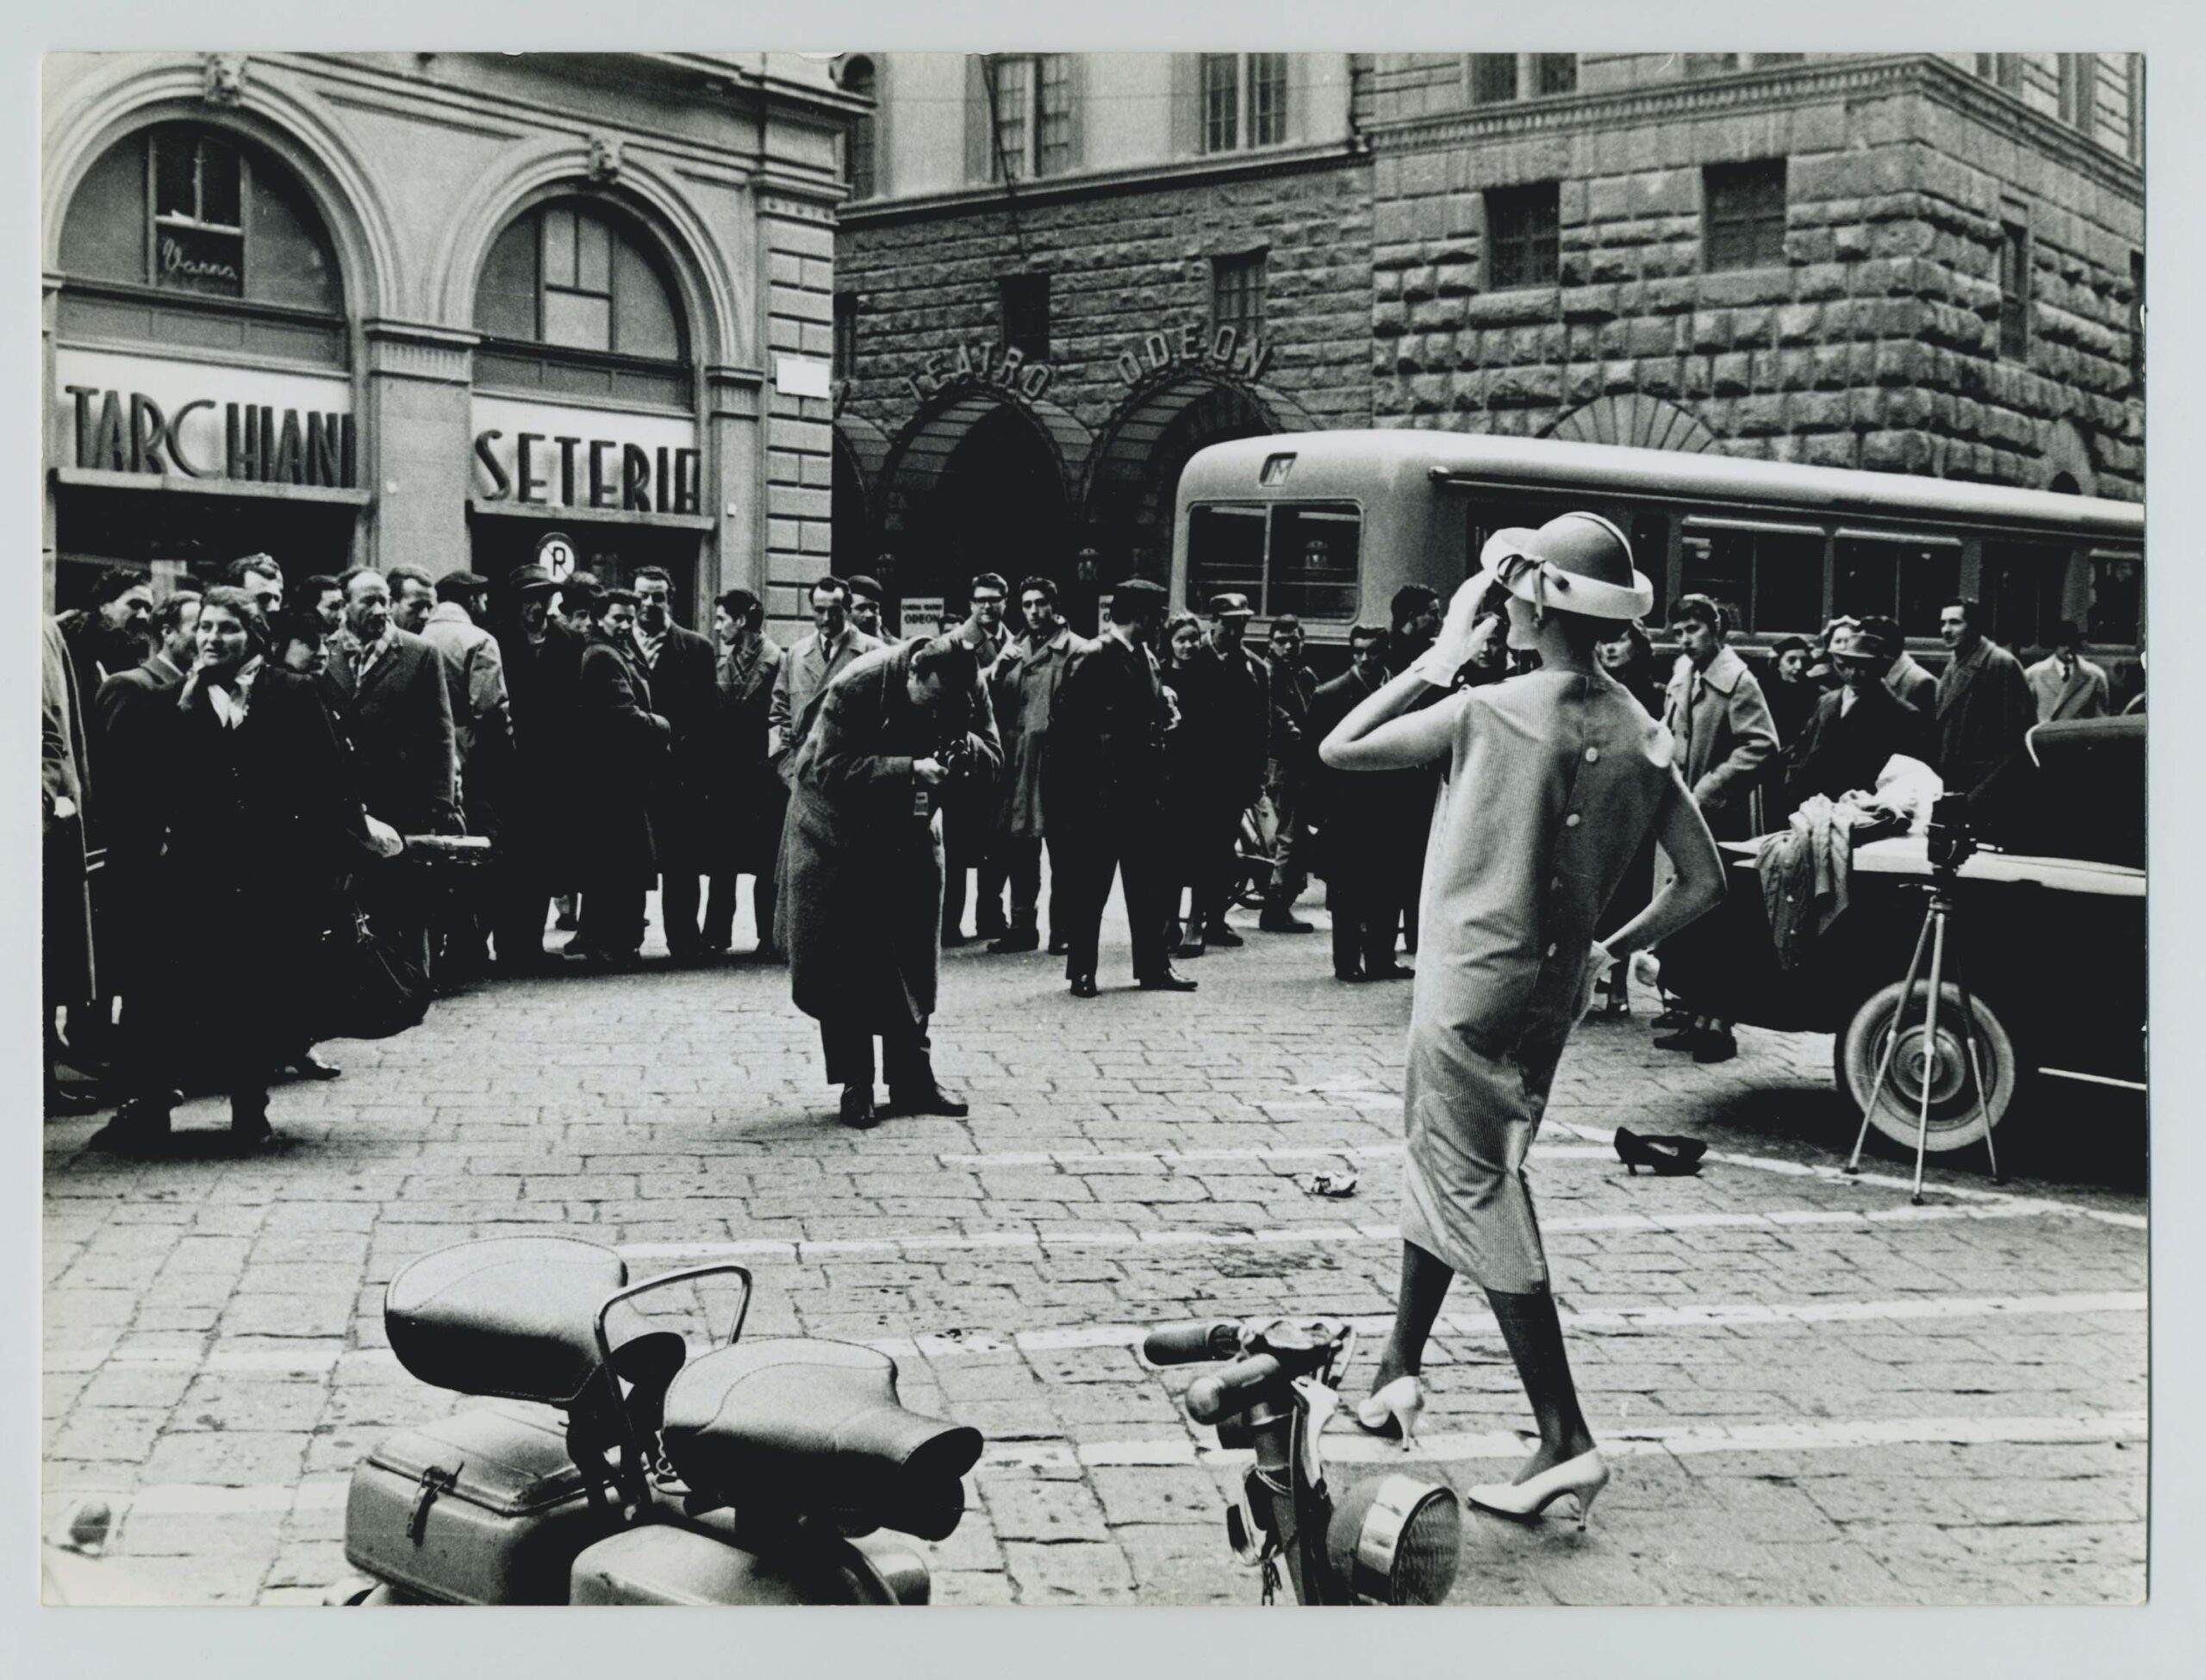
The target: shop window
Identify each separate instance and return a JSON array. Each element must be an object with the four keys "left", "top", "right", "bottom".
[
  {"left": 1187, "top": 501, "right": 1362, "bottom": 619},
  {"left": 842, "top": 56, "right": 877, "bottom": 199},
  {"left": 1212, "top": 251, "right": 1267, "bottom": 345},
  {"left": 1201, "top": 53, "right": 1288, "bottom": 153},
  {"left": 1000, "top": 273, "right": 1050, "bottom": 360},
  {"left": 1486, "top": 183, "right": 1560, "bottom": 290},
  {"left": 58, "top": 121, "right": 344, "bottom": 332},
  {"left": 1997, "top": 220, "right": 2031, "bottom": 360},
  {"left": 1835, "top": 534, "right": 1961, "bottom": 638},
  {"left": 988, "top": 54, "right": 1075, "bottom": 180},
  {"left": 1704, "top": 159, "right": 1789, "bottom": 271},
  {"left": 473, "top": 200, "right": 688, "bottom": 387},
  {"left": 2086, "top": 550, "right": 2142, "bottom": 644},
  {"left": 1469, "top": 54, "right": 1518, "bottom": 105},
  {"left": 832, "top": 292, "right": 858, "bottom": 382}
]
